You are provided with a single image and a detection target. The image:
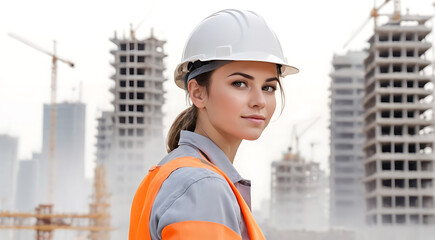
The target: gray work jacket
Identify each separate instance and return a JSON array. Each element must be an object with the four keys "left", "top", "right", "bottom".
[{"left": 149, "top": 130, "right": 252, "bottom": 239}]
